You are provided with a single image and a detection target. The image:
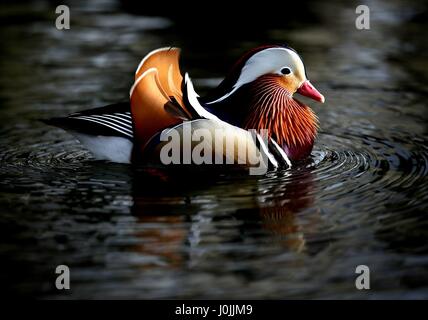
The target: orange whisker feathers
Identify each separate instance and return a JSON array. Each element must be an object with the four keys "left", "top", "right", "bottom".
[{"left": 243, "top": 76, "right": 319, "bottom": 149}]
